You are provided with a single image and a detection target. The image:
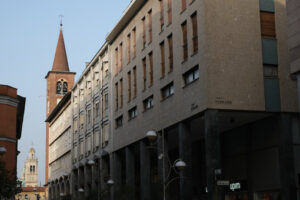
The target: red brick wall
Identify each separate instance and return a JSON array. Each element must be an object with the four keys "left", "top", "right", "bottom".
[{"left": 0, "top": 85, "right": 18, "bottom": 179}]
